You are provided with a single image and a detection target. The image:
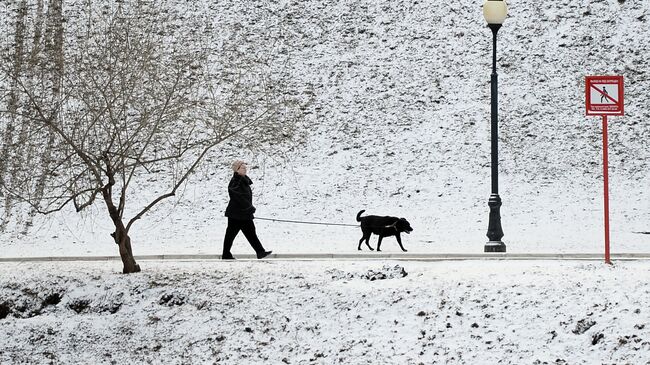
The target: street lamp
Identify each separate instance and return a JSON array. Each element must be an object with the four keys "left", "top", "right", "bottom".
[{"left": 483, "top": 0, "right": 507, "bottom": 253}]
